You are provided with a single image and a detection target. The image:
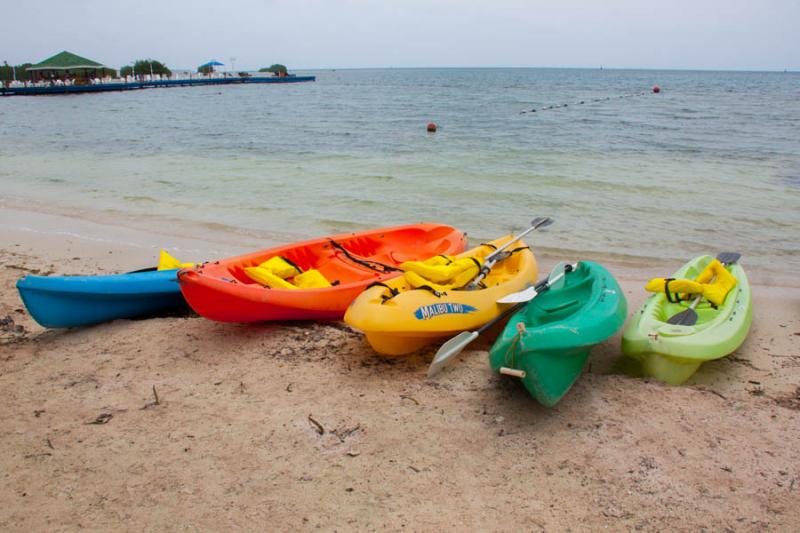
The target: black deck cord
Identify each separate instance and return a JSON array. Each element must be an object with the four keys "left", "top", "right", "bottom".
[
  {"left": 327, "top": 239, "right": 403, "bottom": 273},
  {"left": 279, "top": 255, "right": 303, "bottom": 275},
  {"left": 367, "top": 281, "right": 400, "bottom": 303},
  {"left": 663, "top": 278, "right": 686, "bottom": 304}
]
